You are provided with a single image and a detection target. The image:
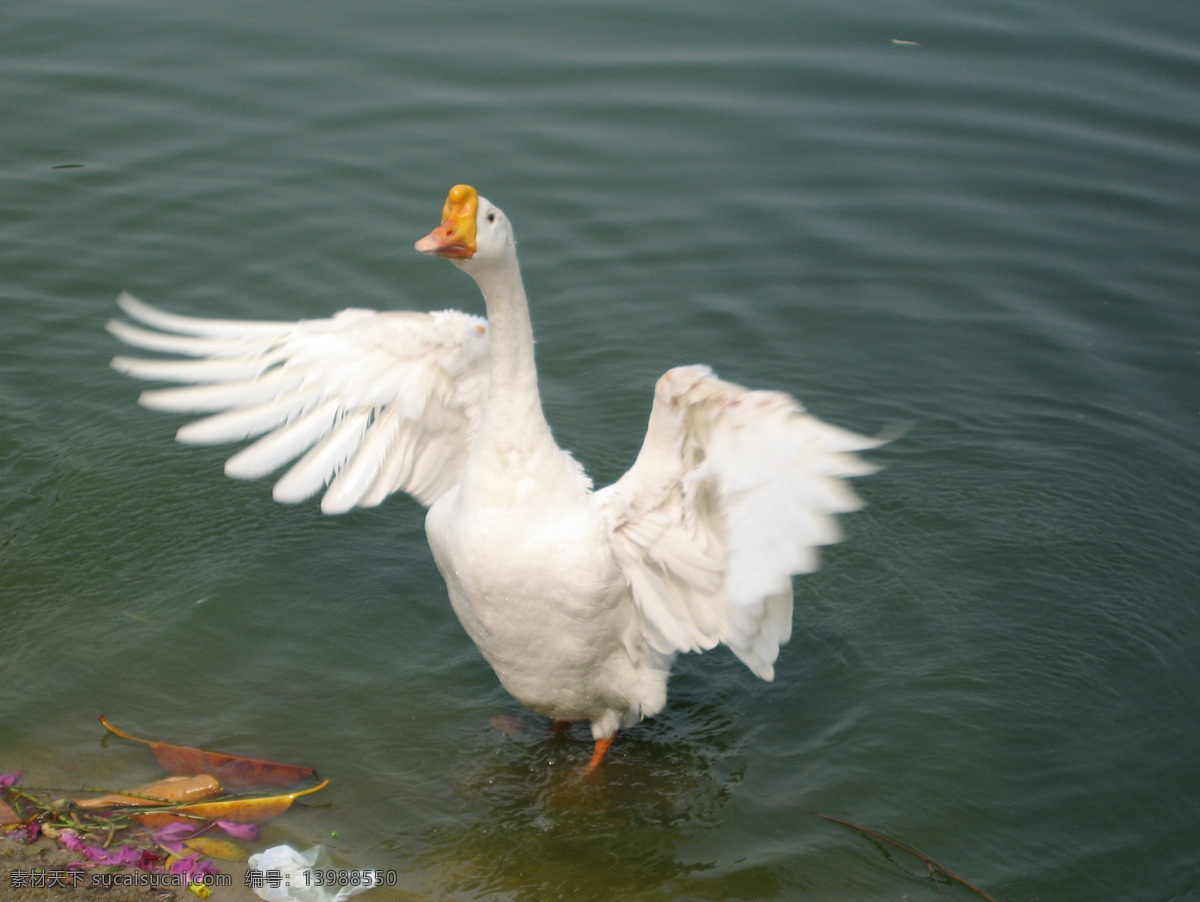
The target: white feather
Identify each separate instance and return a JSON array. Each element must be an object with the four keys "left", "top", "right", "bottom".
[
  {"left": 111, "top": 354, "right": 277, "bottom": 384},
  {"left": 110, "top": 295, "right": 490, "bottom": 510},
  {"left": 139, "top": 369, "right": 299, "bottom": 413},
  {"left": 224, "top": 401, "right": 340, "bottom": 480},
  {"left": 321, "top": 408, "right": 404, "bottom": 514},
  {"left": 274, "top": 410, "right": 369, "bottom": 506},
  {"left": 107, "top": 321, "right": 273, "bottom": 359},
  {"left": 175, "top": 387, "right": 322, "bottom": 445},
  {"left": 599, "top": 365, "right": 883, "bottom": 681},
  {"left": 117, "top": 291, "right": 292, "bottom": 338}
]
